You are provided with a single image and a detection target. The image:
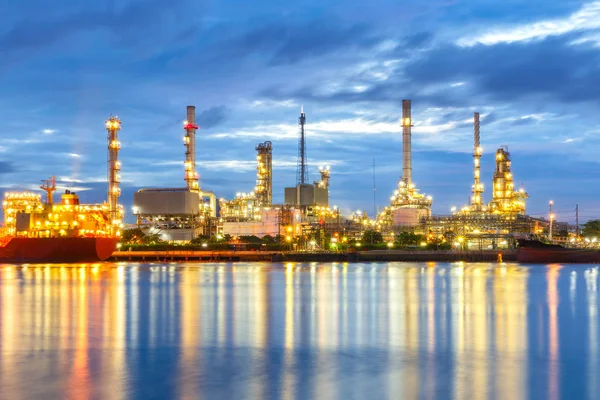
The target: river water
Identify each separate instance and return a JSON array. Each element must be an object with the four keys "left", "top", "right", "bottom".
[{"left": 0, "top": 262, "right": 598, "bottom": 399}]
